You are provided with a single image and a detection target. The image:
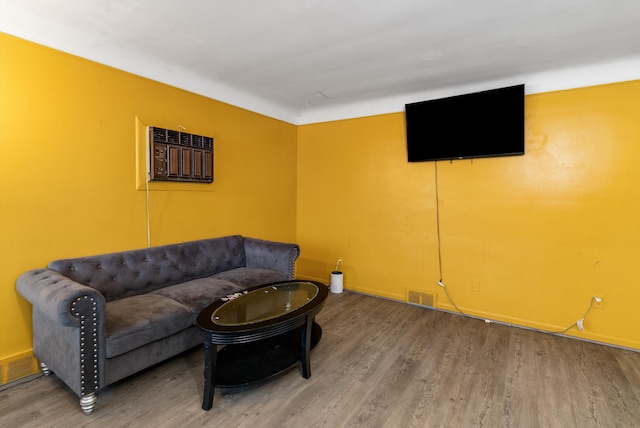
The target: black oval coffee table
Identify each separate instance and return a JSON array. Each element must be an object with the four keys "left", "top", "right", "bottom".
[{"left": 196, "top": 280, "right": 328, "bottom": 410}]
